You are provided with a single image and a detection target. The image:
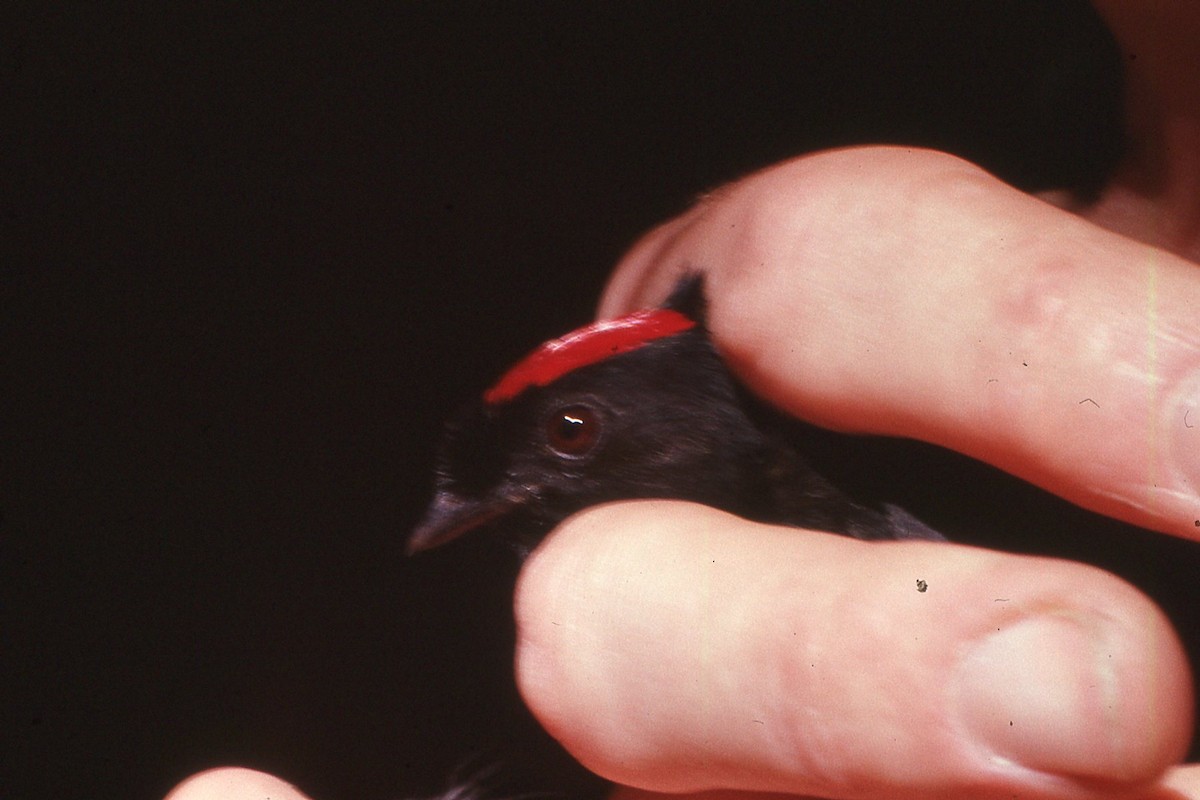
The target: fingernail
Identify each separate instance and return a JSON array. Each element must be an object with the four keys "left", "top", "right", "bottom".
[{"left": 953, "top": 615, "right": 1121, "bottom": 778}]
